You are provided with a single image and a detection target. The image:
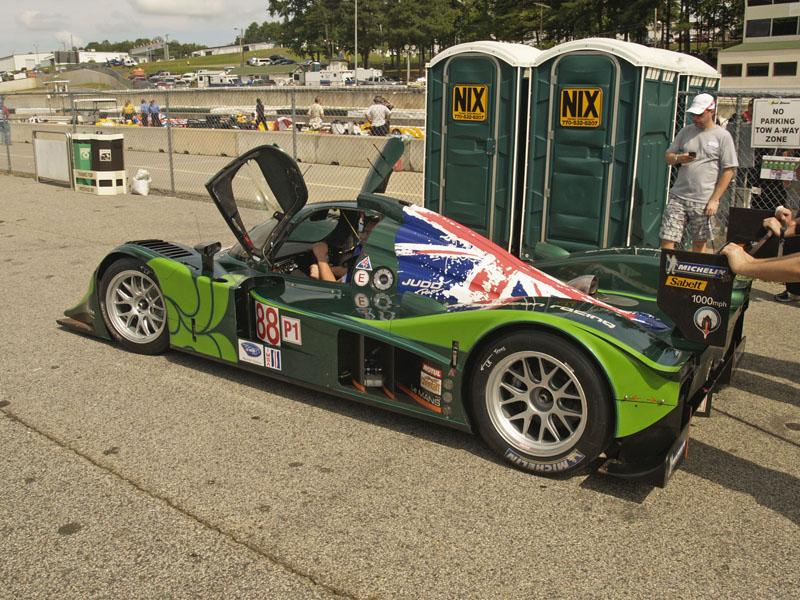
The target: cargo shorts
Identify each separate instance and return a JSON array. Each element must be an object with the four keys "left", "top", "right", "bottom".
[{"left": 659, "top": 195, "right": 713, "bottom": 243}]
